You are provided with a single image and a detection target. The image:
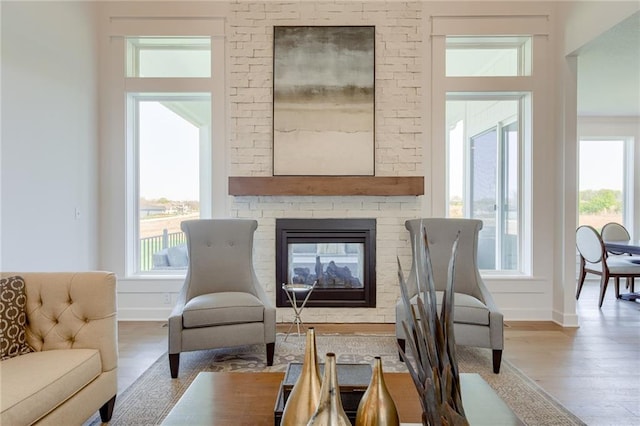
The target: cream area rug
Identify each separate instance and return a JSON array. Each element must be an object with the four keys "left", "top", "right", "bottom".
[{"left": 87, "top": 333, "right": 585, "bottom": 426}]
